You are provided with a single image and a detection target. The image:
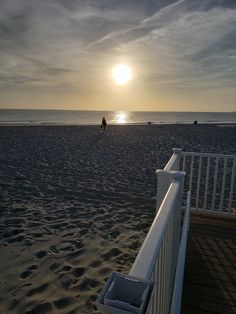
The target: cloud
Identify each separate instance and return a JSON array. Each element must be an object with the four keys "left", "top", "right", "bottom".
[
  {"left": 111, "top": 1, "right": 236, "bottom": 92},
  {"left": 0, "top": 0, "right": 236, "bottom": 108}
]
